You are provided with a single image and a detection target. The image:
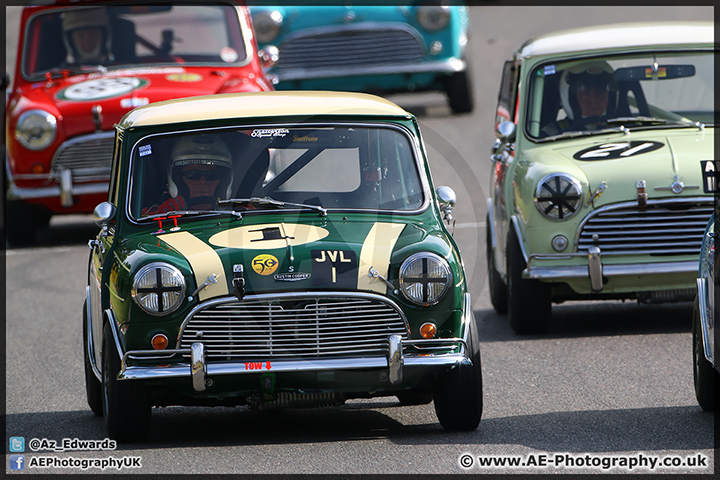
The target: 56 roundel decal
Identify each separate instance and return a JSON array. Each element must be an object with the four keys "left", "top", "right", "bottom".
[{"left": 573, "top": 141, "right": 664, "bottom": 160}]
